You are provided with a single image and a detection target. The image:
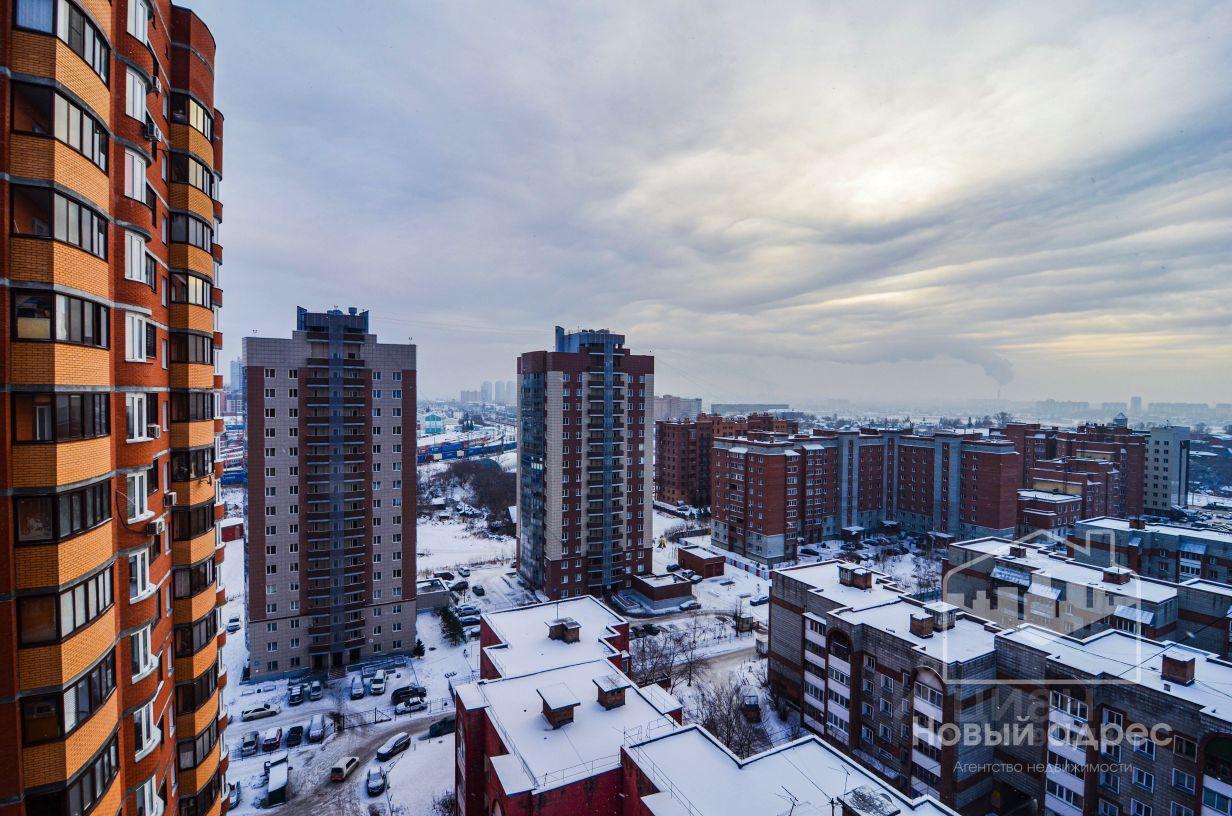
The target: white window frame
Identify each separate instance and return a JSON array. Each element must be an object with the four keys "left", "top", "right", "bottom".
[
  {"left": 132, "top": 625, "right": 157, "bottom": 680},
  {"left": 127, "top": 471, "right": 150, "bottom": 521},
  {"left": 124, "top": 149, "right": 146, "bottom": 199},
  {"left": 133, "top": 700, "right": 158, "bottom": 759},
  {"left": 126, "top": 313, "right": 151, "bottom": 362},
  {"left": 125, "top": 68, "right": 147, "bottom": 121},
  {"left": 129, "top": 548, "right": 153, "bottom": 601},
  {"left": 126, "top": 392, "right": 149, "bottom": 440},
  {"left": 127, "top": 0, "right": 150, "bottom": 44},
  {"left": 125, "top": 230, "right": 149, "bottom": 283}
]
